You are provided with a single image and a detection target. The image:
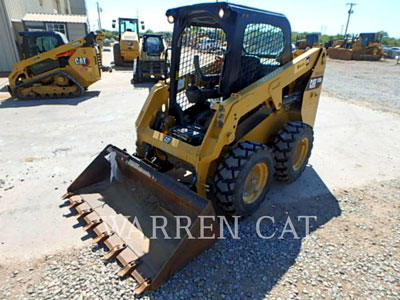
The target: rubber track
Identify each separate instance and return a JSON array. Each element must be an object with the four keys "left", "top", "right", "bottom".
[{"left": 14, "top": 71, "right": 84, "bottom": 100}]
